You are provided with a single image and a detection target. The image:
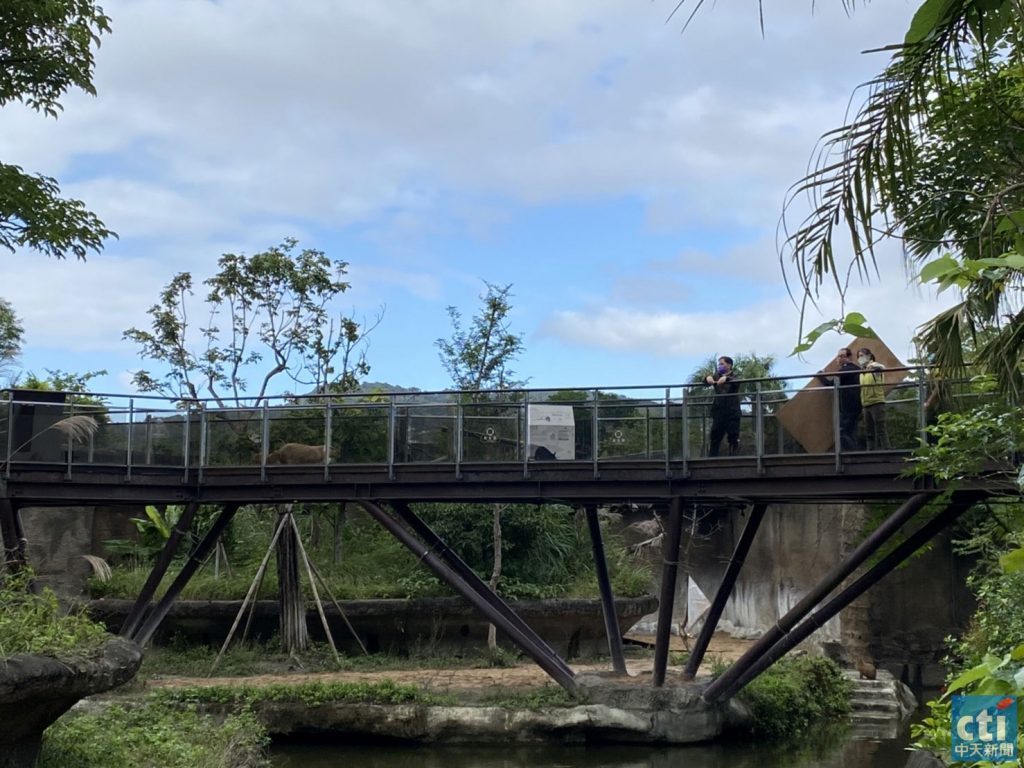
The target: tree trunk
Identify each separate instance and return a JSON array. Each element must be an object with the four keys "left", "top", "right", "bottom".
[
  {"left": 487, "top": 503, "right": 503, "bottom": 651},
  {"left": 276, "top": 506, "right": 308, "bottom": 655}
]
